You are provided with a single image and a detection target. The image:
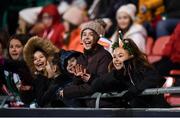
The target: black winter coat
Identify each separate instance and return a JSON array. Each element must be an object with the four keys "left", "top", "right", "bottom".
[
  {"left": 1, "top": 59, "right": 33, "bottom": 104},
  {"left": 92, "top": 60, "right": 167, "bottom": 108},
  {"left": 63, "top": 44, "right": 112, "bottom": 99},
  {"left": 32, "top": 74, "right": 72, "bottom": 107}
]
